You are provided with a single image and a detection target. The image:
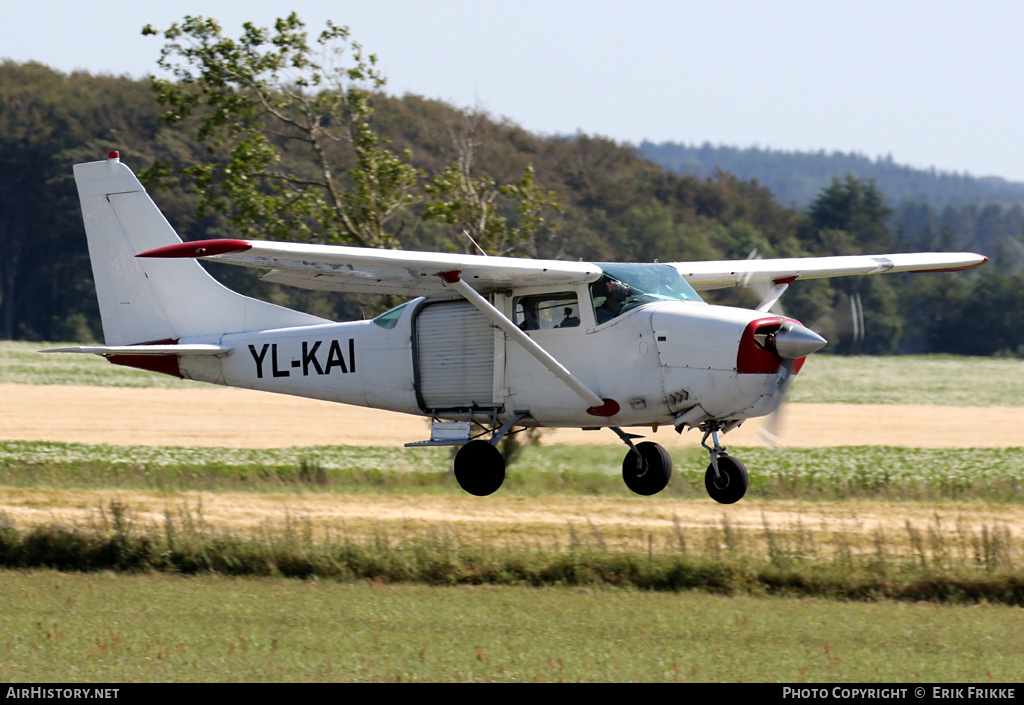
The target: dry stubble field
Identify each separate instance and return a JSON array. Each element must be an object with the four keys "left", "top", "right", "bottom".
[{"left": 6, "top": 383, "right": 1024, "bottom": 449}]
